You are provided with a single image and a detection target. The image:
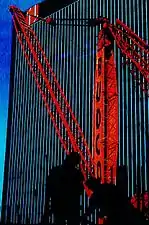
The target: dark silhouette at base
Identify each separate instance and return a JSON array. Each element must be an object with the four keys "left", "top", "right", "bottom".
[
  {"left": 3, "top": 165, "right": 148, "bottom": 225},
  {"left": 81, "top": 166, "right": 148, "bottom": 225},
  {"left": 42, "top": 152, "right": 84, "bottom": 225}
]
